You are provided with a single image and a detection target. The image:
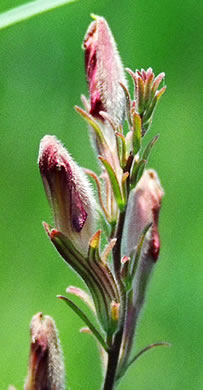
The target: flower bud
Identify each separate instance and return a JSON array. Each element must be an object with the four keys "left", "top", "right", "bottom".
[
  {"left": 126, "top": 67, "right": 166, "bottom": 135},
  {"left": 83, "top": 15, "right": 127, "bottom": 130},
  {"left": 38, "top": 135, "right": 97, "bottom": 255},
  {"left": 24, "top": 313, "right": 65, "bottom": 390},
  {"left": 122, "top": 169, "right": 164, "bottom": 262}
]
